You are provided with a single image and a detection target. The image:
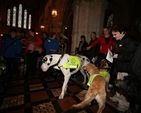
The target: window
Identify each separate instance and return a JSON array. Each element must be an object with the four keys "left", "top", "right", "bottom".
[
  {"left": 7, "top": 4, "right": 32, "bottom": 29},
  {"left": 23, "top": 9, "right": 27, "bottom": 29},
  {"left": 107, "top": 14, "right": 113, "bottom": 28},
  {"left": 7, "top": 9, "right": 11, "bottom": 26},
  {"left": 18, "top": 4, "right": 22, "bottom": 28},
  {"left": 12, "top": 6, "right": 16, "bottom": 27},
  {"left": 28, "top": 14, "right": 31, "bottom": 29}
]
